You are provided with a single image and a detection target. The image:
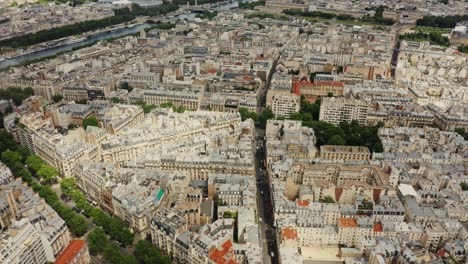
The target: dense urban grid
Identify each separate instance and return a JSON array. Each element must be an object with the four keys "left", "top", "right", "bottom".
[{"left": 0, "top": 0, "right": 467, "bottom": 264}]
